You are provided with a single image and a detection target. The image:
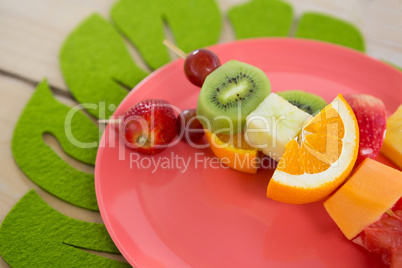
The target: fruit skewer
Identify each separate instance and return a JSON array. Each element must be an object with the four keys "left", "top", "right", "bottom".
[
  {"left": 324, "top": 158, "right": 402, "bottom": 267},
  {"left": 126, "top": 41, "right": 402, "bottom": 266}
]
